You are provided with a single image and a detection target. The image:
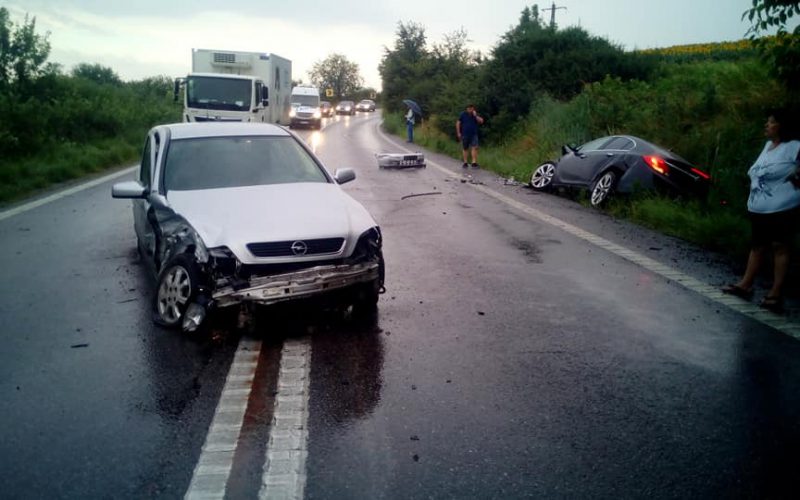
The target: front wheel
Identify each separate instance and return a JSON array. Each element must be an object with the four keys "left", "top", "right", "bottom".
[
  {"left": 153, "top": 254, "right": 201, "bottom": 328},
  {"left": 530, "top": 161, "right": 556, "bottom": 190},
  {"left": 590, "top": 170, "right": 617, "bottom": 207}
]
